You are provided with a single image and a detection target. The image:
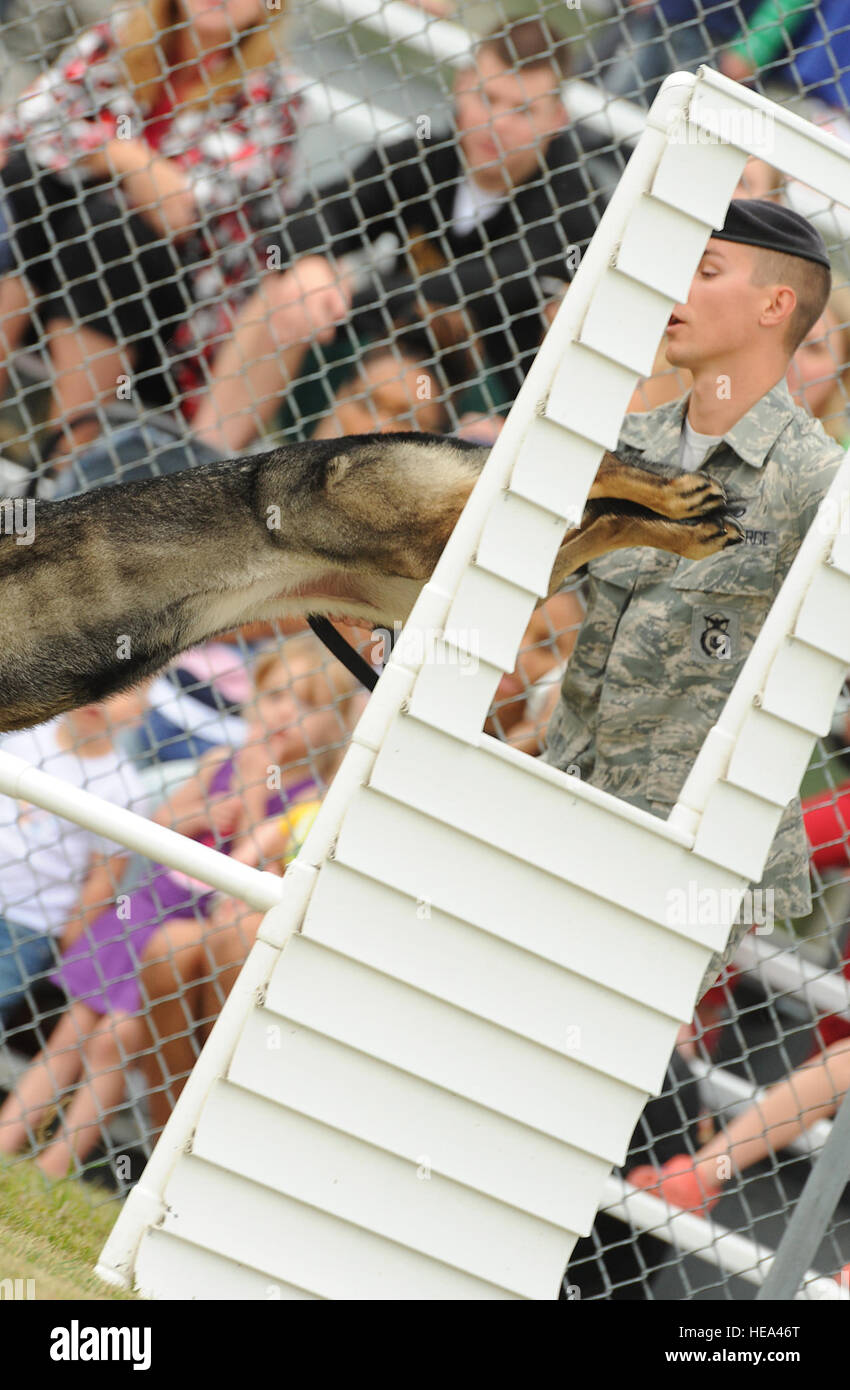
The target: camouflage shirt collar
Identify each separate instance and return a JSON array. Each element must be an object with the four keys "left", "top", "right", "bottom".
[{"left": 619, "top": 377, "right": 797, "bottom": 470}]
